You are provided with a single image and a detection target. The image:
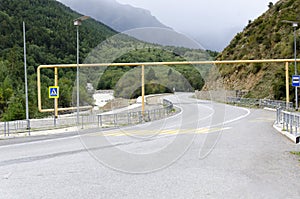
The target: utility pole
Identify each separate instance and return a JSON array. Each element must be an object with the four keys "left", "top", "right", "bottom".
[
  {"left": 73, "top": 16, "right": 89, "bottom": 124},
  {"left": 282, "top": 20, "right": 299, "bottom": 109},
  {"left": 23, "top": 21, "right": 30, "bottom": 134}
]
